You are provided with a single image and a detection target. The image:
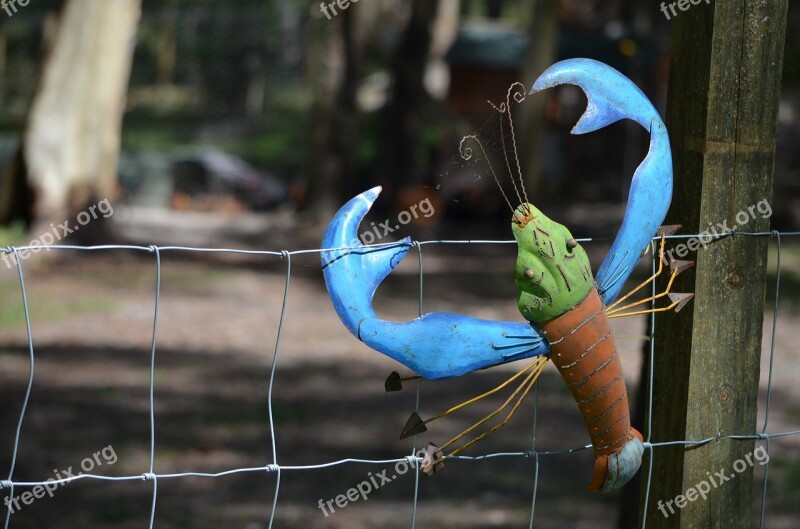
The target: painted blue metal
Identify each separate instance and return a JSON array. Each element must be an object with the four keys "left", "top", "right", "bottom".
[
  {"left": 532, "top": 58, "right": 673, "bottom": 303},
  {"left": 322, "top": 58, "right": 672, "bottom": 379},
  {"left": 321, "top": 187, "right": 549, "bottom": 380}
]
